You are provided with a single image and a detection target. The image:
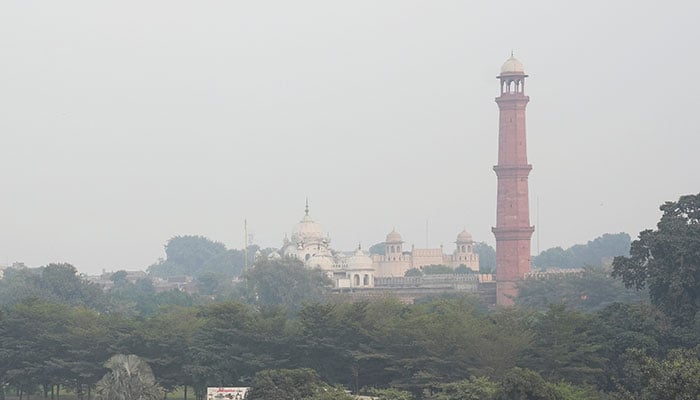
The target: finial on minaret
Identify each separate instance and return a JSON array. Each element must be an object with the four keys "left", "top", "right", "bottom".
[
  {"left": 511, "top": 50, "right": 514, "bottom": 57},
  {"left": 305, "top": 198, "right": 309, "bottom": 216}
]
